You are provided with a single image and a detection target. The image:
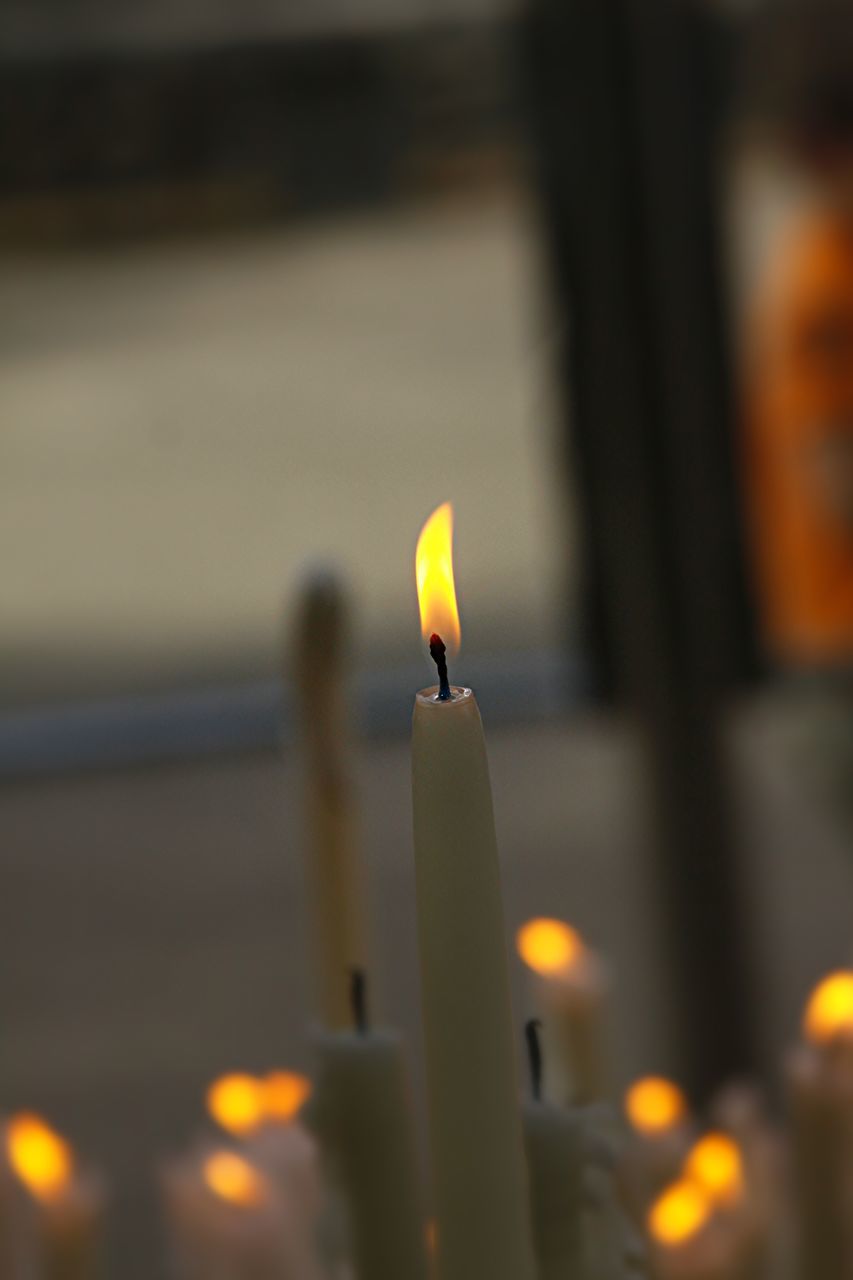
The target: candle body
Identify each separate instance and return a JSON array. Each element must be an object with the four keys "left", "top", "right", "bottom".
[
  {"left": 786, "top": 1044, "right": 853, "bottom": 1280},
  {"left": 36, "top": 1177, "right": 104, "bottom": 1280},
  {"left": 534, "top": 955, "right": 609, "bottom": 1105},
  {"left": 412, "top": 686, "right": 535, "bottom": 1280},
  {"left": 522, "top": 1101, "right": 584, "bottom": 1280},
  {"left": 312, "top": 1027, "right": 428, "bottom": 1280}
]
